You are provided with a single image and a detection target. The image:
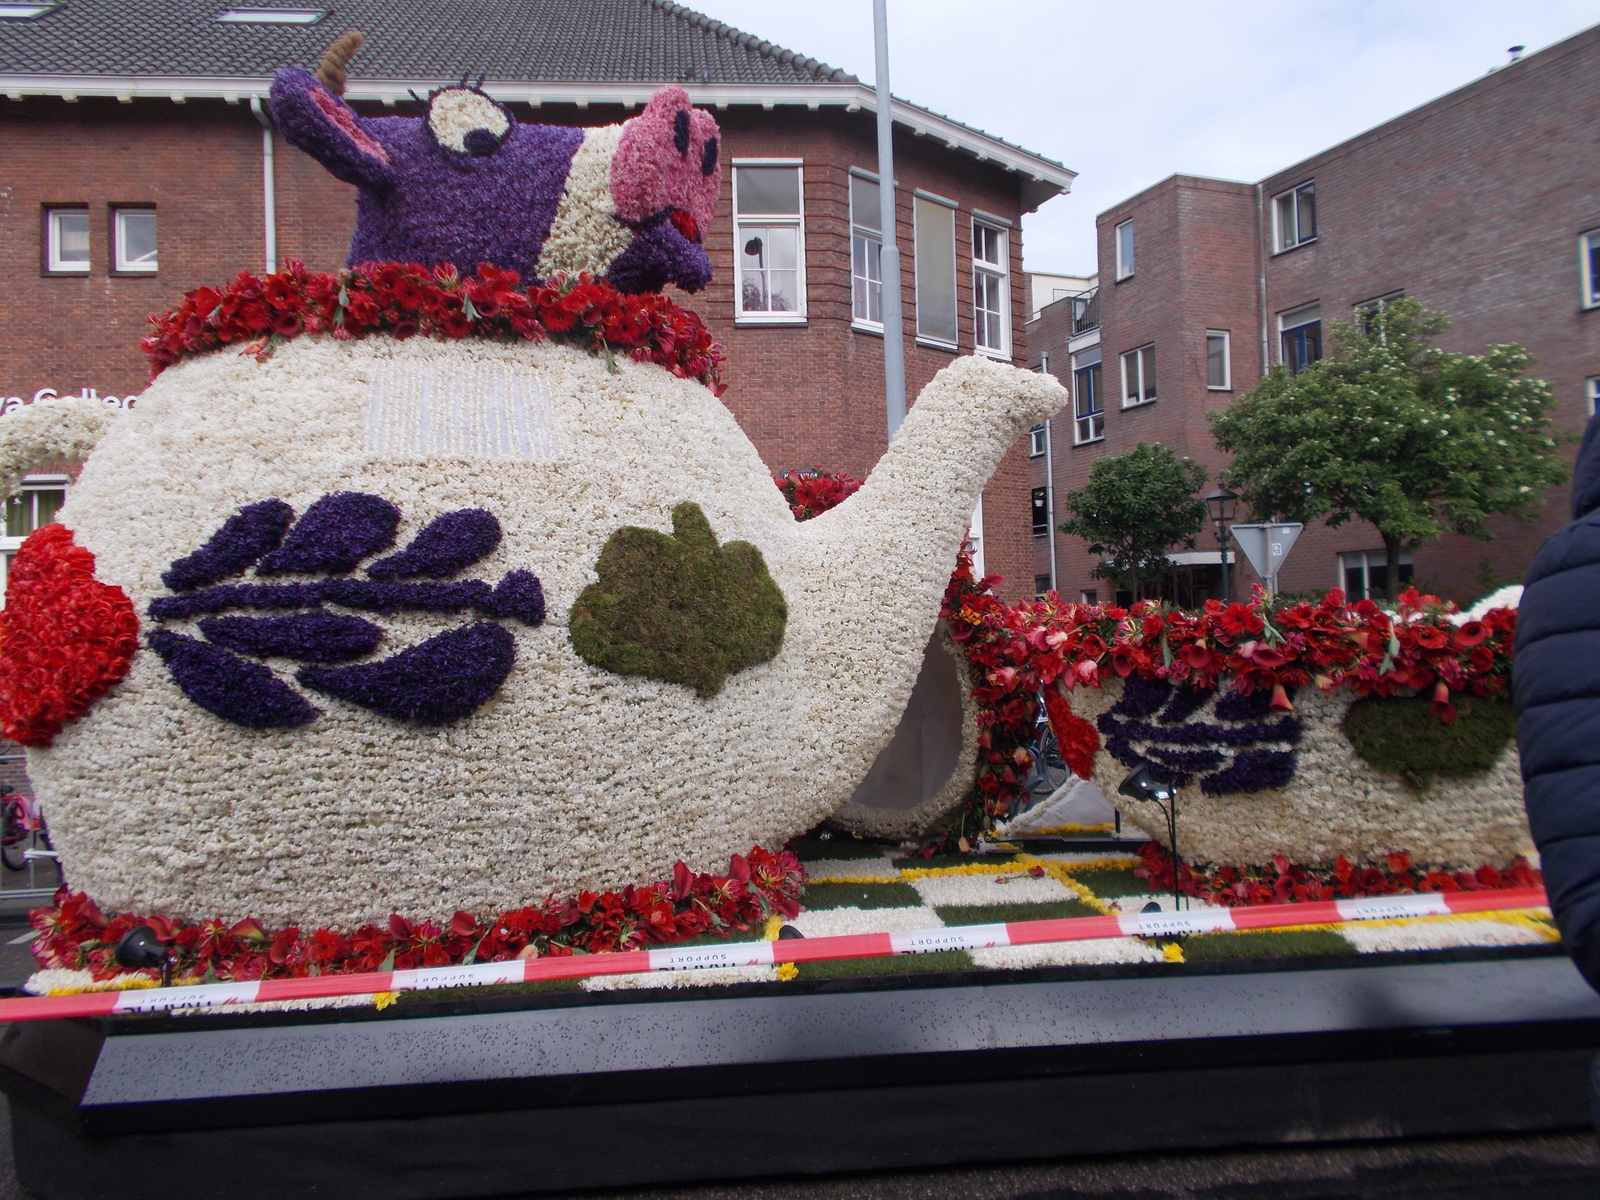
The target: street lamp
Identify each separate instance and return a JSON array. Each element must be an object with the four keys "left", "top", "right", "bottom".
[
  {"left": 1117, "top": 764, "right": 1184, "bottom": 913},
  {"left": 1205, "top": 481, "right": 1239, "bottom": 602}
]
